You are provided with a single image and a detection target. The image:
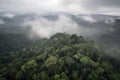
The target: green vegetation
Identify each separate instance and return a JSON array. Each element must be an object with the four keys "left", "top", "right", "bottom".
[
  {"left": 0, "top": 33, "right": 33, "bottom": 68},
  {"left": 0, "top": 33, "right": 120, "bottom": 80}
]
